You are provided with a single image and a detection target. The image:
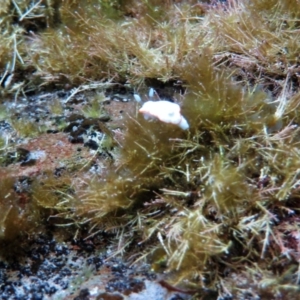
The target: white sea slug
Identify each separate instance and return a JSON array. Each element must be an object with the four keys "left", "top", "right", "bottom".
[{"left": 139, "top": 100, "right": 189, "bottom": 130}]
